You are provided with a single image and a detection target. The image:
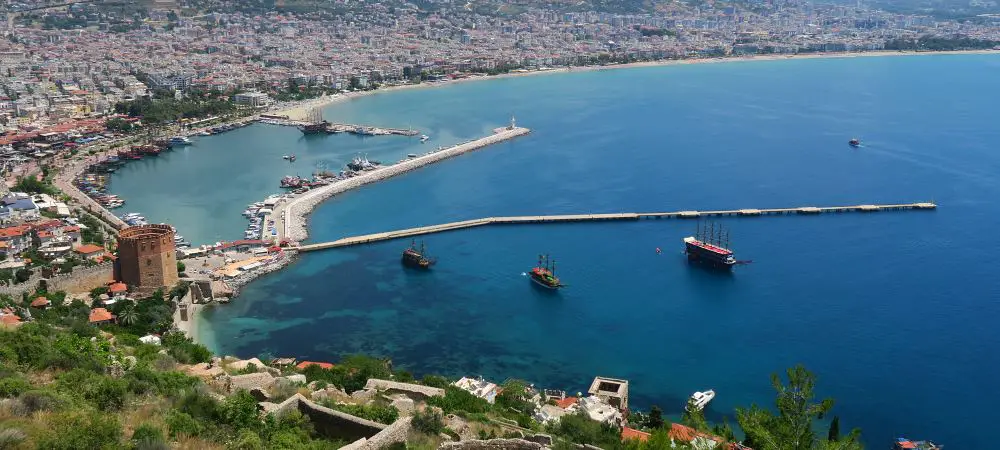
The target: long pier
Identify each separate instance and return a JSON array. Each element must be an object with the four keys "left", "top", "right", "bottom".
[
  {"left": 294, "top": 202, "right": 936, "bottom": 252},
  {"left": 258, "top": 118, "right": 419, "bottom": 136}
]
